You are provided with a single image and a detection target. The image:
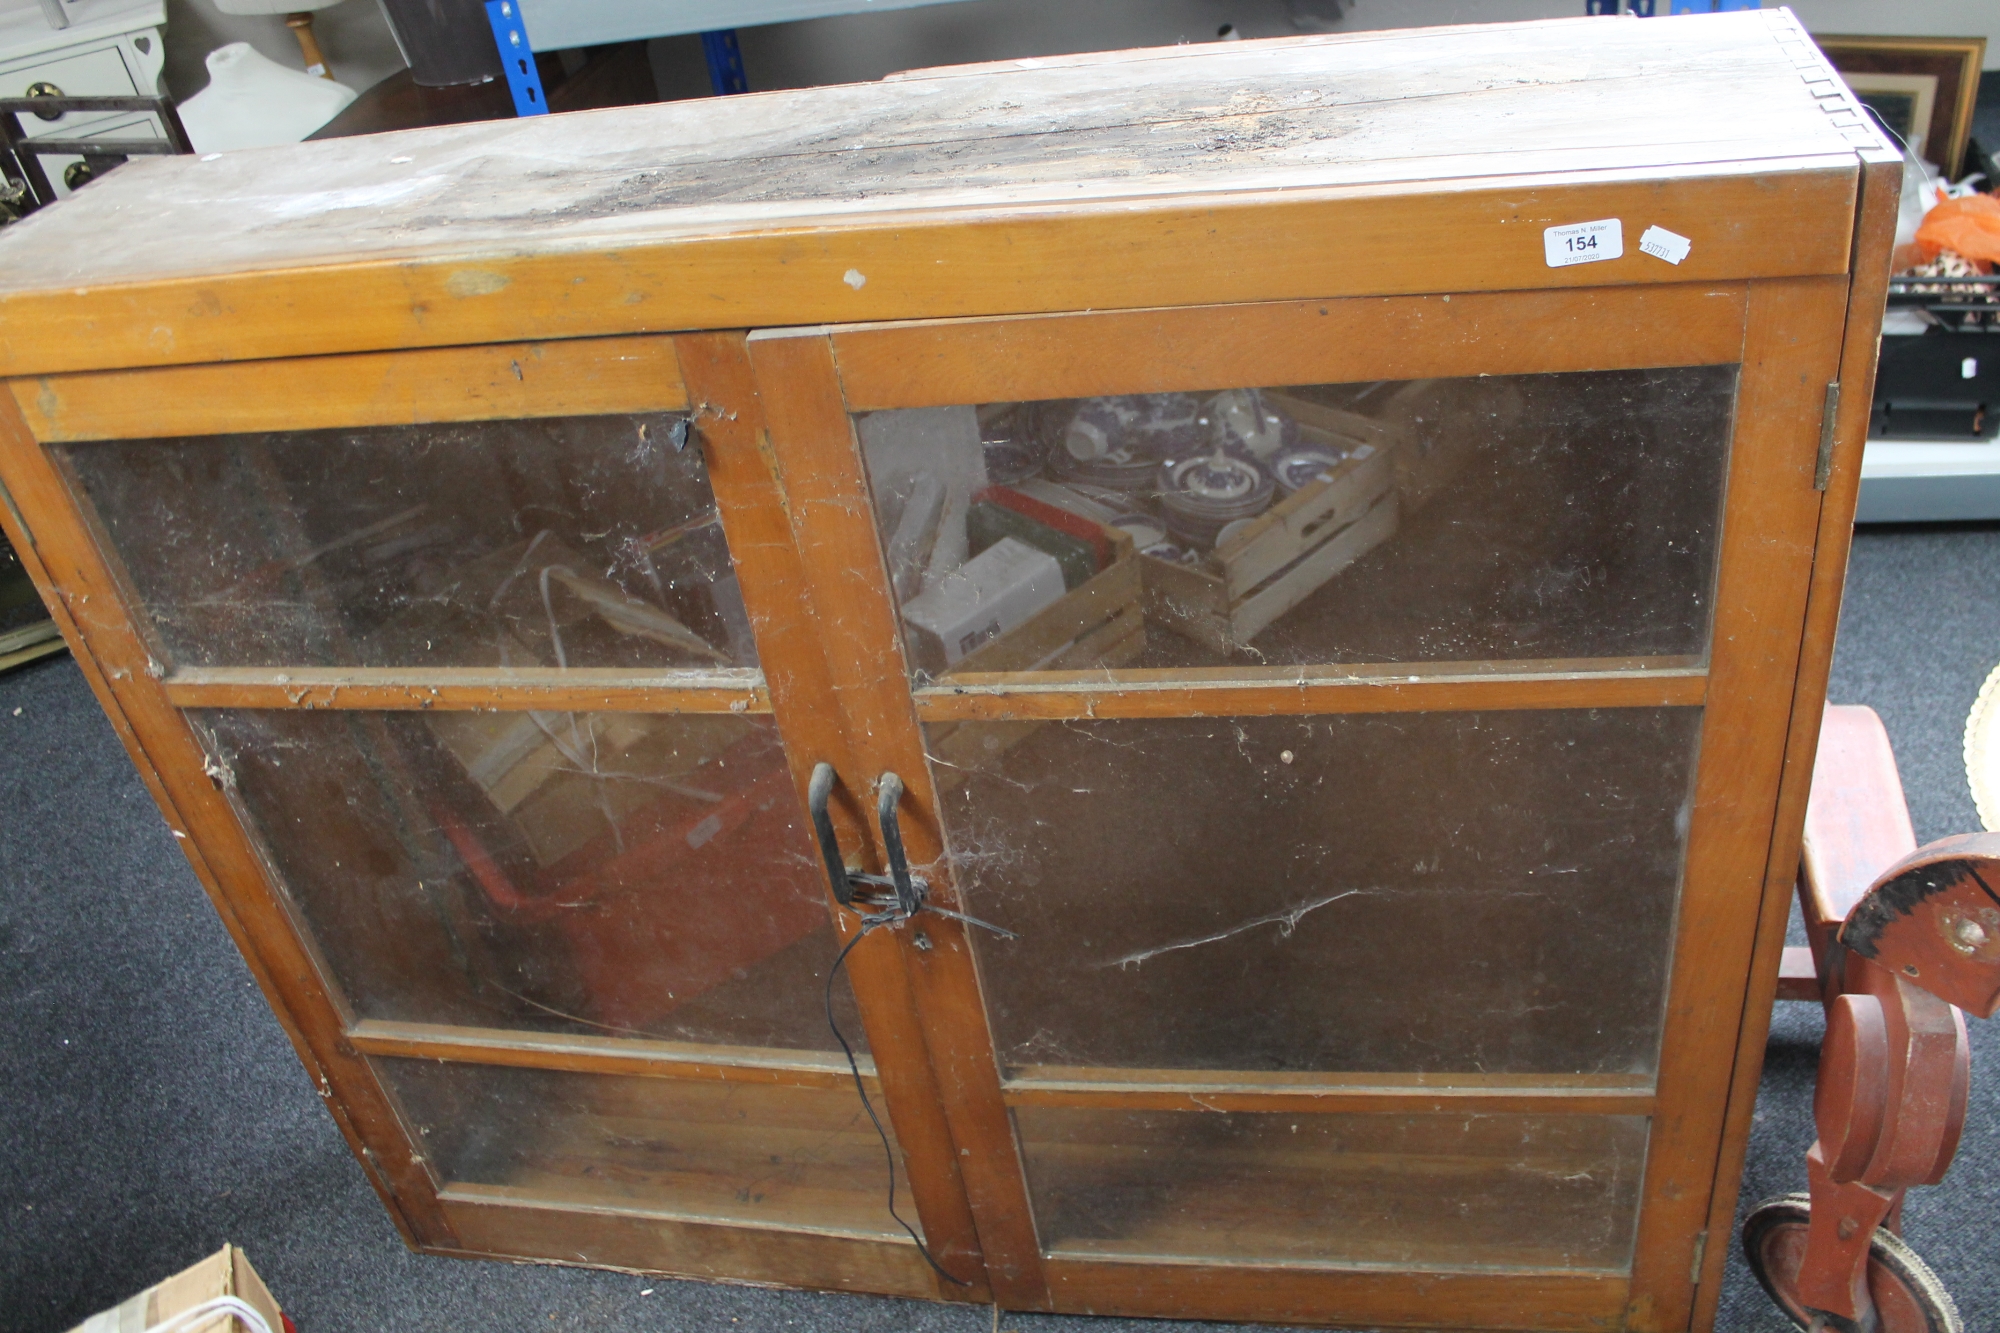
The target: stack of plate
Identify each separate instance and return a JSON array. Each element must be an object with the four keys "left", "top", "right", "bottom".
[{"left": 1157, "top": 450, "right": 1275, "bottom": 548}]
